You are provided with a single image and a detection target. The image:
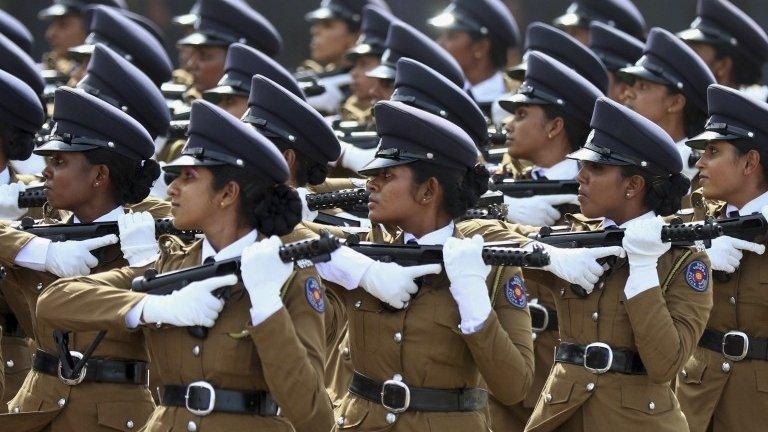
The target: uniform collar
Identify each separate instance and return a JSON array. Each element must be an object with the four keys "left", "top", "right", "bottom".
[
  {"left": 201, "top": 229, "right": 258, "bottom": 264},
  {"left": 73, "top": 206, "right": 124, "bottom": 224},
  {"left": 601, "top": 211, "right": 656, "bottom": 229},
  {"left": 403, "top": 221, "right": 455, "bottom": 245},
  {"left": 726, "top": 190, "right": 768, "bottom": 217},
  {"left": 0, "top": 166, "right": 9, "bottom": 185},
  {"left": 466, "top": 71, "right": 506, "bottom": 103},
  {"left": 531, "top": 158, "right": 579, "bottom": 180}
]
